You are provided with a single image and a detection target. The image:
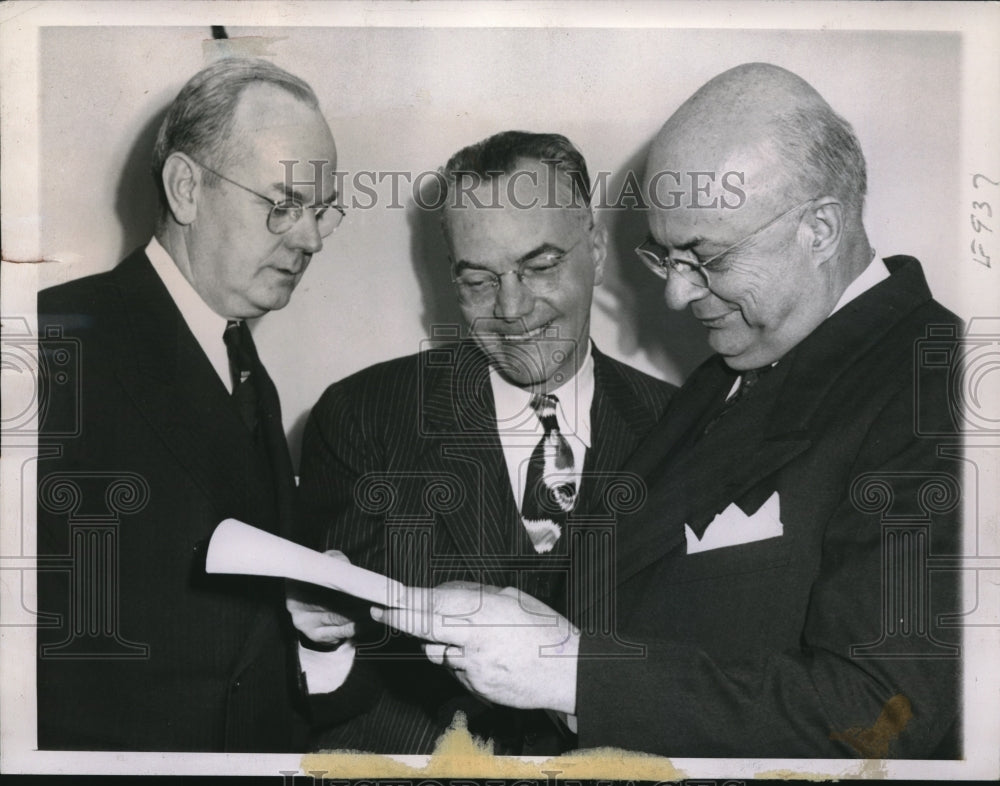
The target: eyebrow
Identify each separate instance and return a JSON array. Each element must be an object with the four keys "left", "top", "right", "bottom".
[
  {"left": 268, "top": 182, "right": 340, "bottom": 205},
  {"left": 453, "top": 242, "right": 568, "bottom": 273},
  {"left": 644, "top": 234, "right": 702, "bottom": 253}
]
